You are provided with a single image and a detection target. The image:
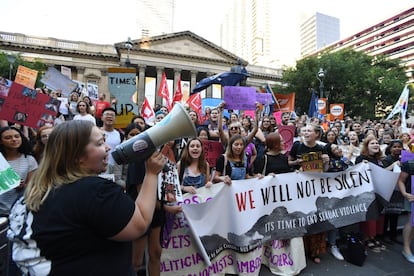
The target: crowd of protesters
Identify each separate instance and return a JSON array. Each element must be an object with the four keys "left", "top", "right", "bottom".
[{"left": 1, "top": 86, "right": 414, "bottom": 275}]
